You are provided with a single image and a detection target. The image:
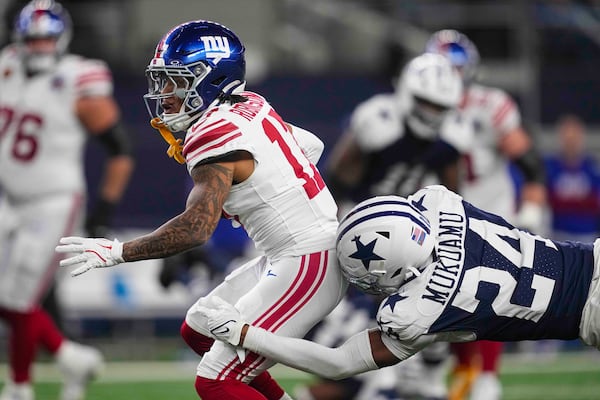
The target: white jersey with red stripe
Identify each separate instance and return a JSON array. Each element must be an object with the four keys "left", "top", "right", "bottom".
[
  {"left": 181, "top": 91, "right": 346, "bottom": 383},
  {"left": 182, "top": 91, "right": 339, "bottom": 259},
  {"left": 0, "top": 44, "right": 113, "bottom": 200},
  {"left": 458, "top": 83, "right": 521, "bottom": 220}
]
